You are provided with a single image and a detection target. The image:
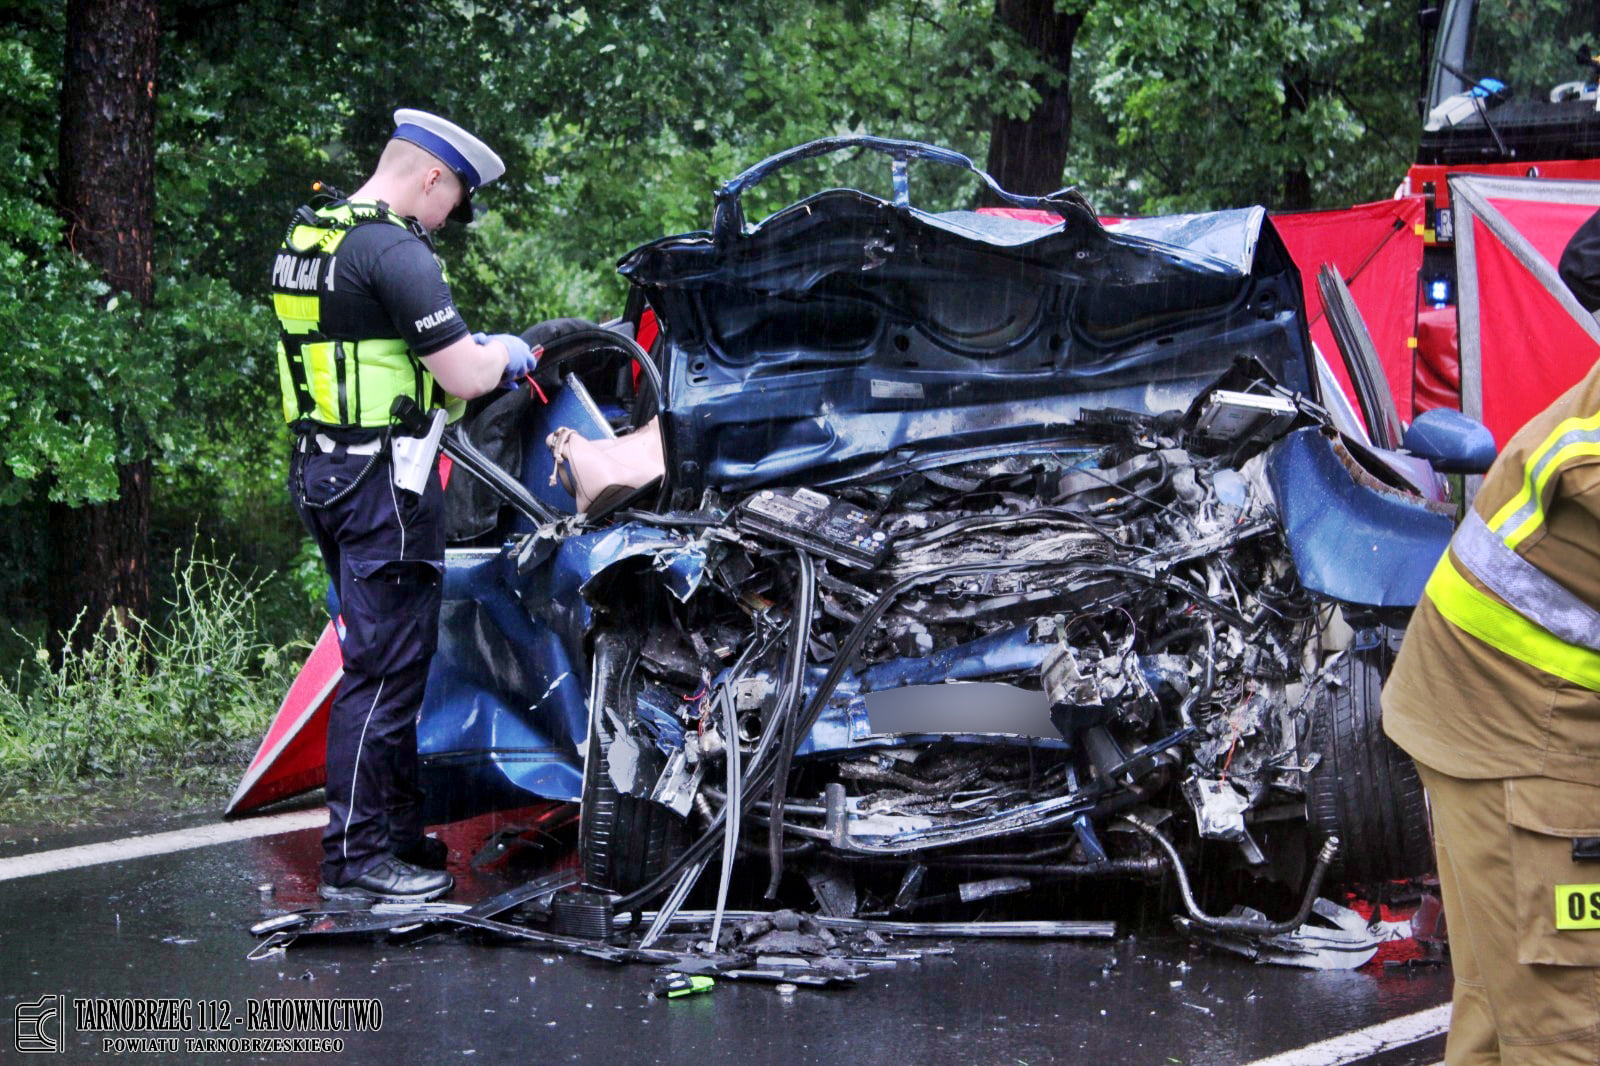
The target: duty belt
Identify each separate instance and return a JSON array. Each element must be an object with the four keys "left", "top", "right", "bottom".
[{"left": 305, "top": 433, "right": 385, "bottom": 456}]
